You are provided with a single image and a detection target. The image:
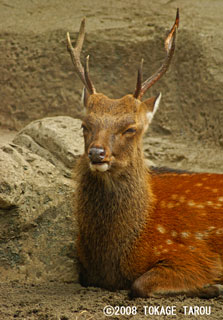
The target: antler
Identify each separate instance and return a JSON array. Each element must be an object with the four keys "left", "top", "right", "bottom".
[
  {"left": 134, "top": 8, "right": 179, "bottom": 99},
  {"left": 67, "top": 18, "right": 96, "bottom": 94}
]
